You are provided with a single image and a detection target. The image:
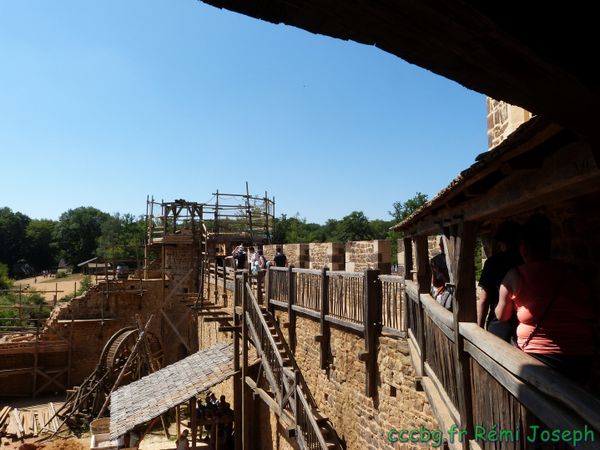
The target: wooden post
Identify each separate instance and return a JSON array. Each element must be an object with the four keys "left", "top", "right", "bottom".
[
  {"left": 241, "top": 272, "right": 250, "bottom": 449},
  {"left": 266, "top": 267, "right": 274, "bottom": 316},
  {"left": 414, "top": 236, "right": 430, "bottom": 377},
  {"left": 214, "top": 261, "right": 218, "bottom": 304},
  {"left": 452, "top": 221, "right": 478, "bottom": 450},
  {"left": 233, "top": 272, "right": 242, "bottom": 450},
  {"left": 222, "top": 259, "right": 227, "bottom": 307},
  {"left": 176, "top": 405, "right": 181, "bottom": 439},
  {"left": 287, "top": 265, "right": 296, "bottom": 352},
  {"left": 32, "top": 323, "right": 39, "bottom": 398},
  {"left": 67, "top": 308, "right": 74, "bottom": 388},
  {"left": 318, "top": 268, "right": 330, "bottom": 371},
  {"left": 362, "top": 269, "right": 381, "bottom": 397},
  {"left": 189, "top": 397, "right": 197, "bottom": 450},
  {"left": 402, "top": 237, "right": 413, "bottom": 332}
]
